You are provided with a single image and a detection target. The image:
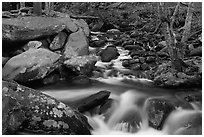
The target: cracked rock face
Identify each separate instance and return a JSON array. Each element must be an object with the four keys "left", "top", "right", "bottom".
[
  {"left": 2, "top": 80, "right": 91, "bottom": 135},
  {"left": 2, "top": 48, "right": 61, "bottom": 82}
]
